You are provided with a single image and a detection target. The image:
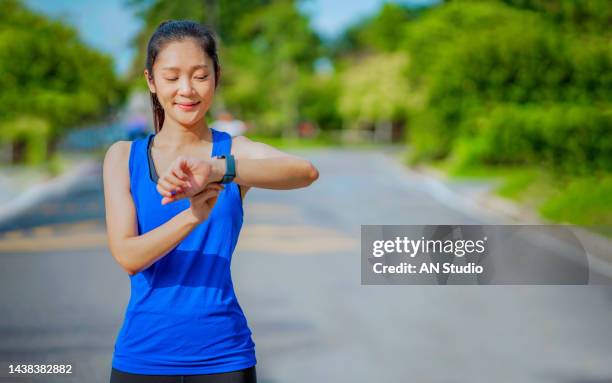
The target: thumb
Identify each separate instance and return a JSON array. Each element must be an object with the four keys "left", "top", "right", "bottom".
[{"left": 192, "top": 187, "right": 219, "bottom": 202}]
